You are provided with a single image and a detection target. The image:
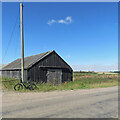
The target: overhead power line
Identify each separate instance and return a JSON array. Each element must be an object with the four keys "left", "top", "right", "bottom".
[{"left": 2, "top": 11, "right": 19, "bottom": 62}]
